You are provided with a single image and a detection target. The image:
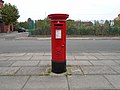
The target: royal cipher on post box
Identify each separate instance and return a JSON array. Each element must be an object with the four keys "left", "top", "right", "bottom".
[{"left": 48, "top": 14, "right": 69, "bottom": 74}]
